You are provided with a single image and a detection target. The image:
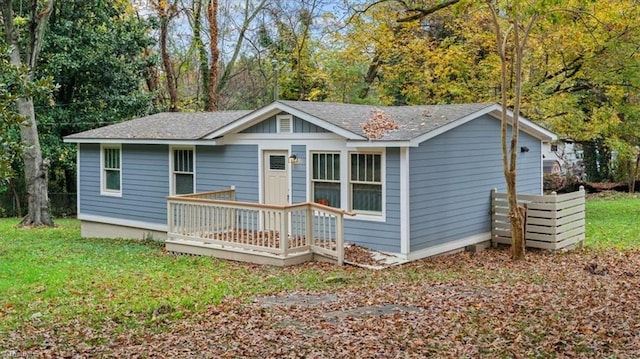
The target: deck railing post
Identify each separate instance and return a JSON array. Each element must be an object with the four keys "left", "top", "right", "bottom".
[
  {"left": 167, "top": 200, "right": 174, "bottom": 238},
  {"left": 306, "top": 205, "right": 314, "bottom": 250},
  {"left": 336, "top": 213, "right": 344, "bottom": 266},
  {"left": 281, "top": 208, "right": 289, "bottom": 257}
]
